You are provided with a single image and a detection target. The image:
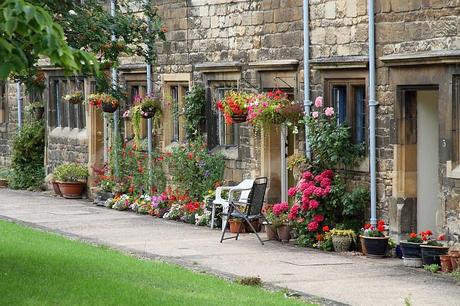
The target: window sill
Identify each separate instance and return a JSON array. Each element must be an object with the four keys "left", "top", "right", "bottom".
[
  {"left": 49, "top": 127, "right": 87, "bottom": 140},
  {"left": 211, "top": 145, "right": 239, "bottom": 160},
  {"left": 446, "top": 160, "right": 460, "bottom": 179}
]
